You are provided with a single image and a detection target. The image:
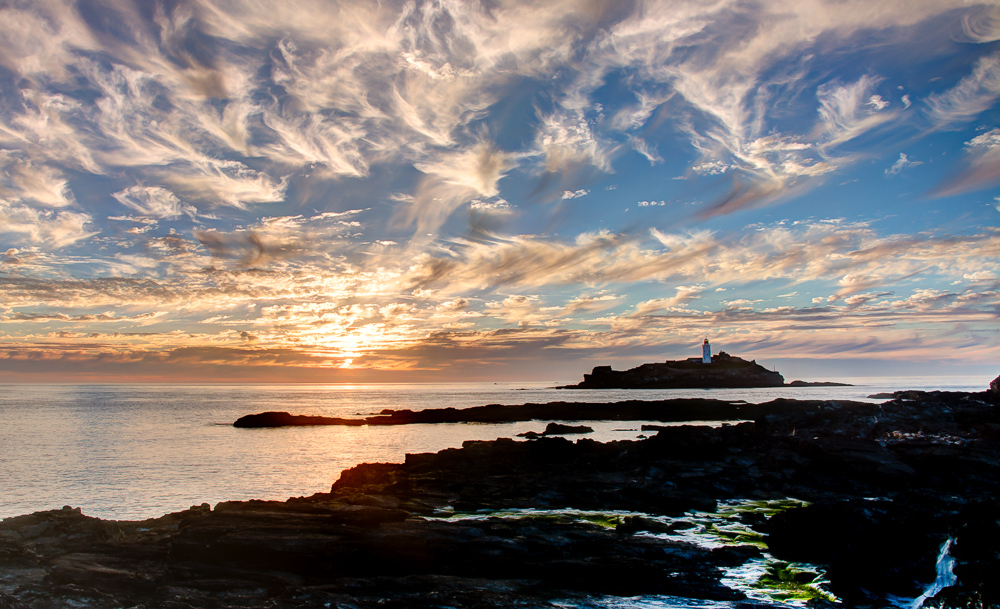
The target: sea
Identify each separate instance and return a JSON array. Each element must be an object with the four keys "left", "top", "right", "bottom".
[{"left": 0, "top": 376, "right": 990, "bottom": 522}]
